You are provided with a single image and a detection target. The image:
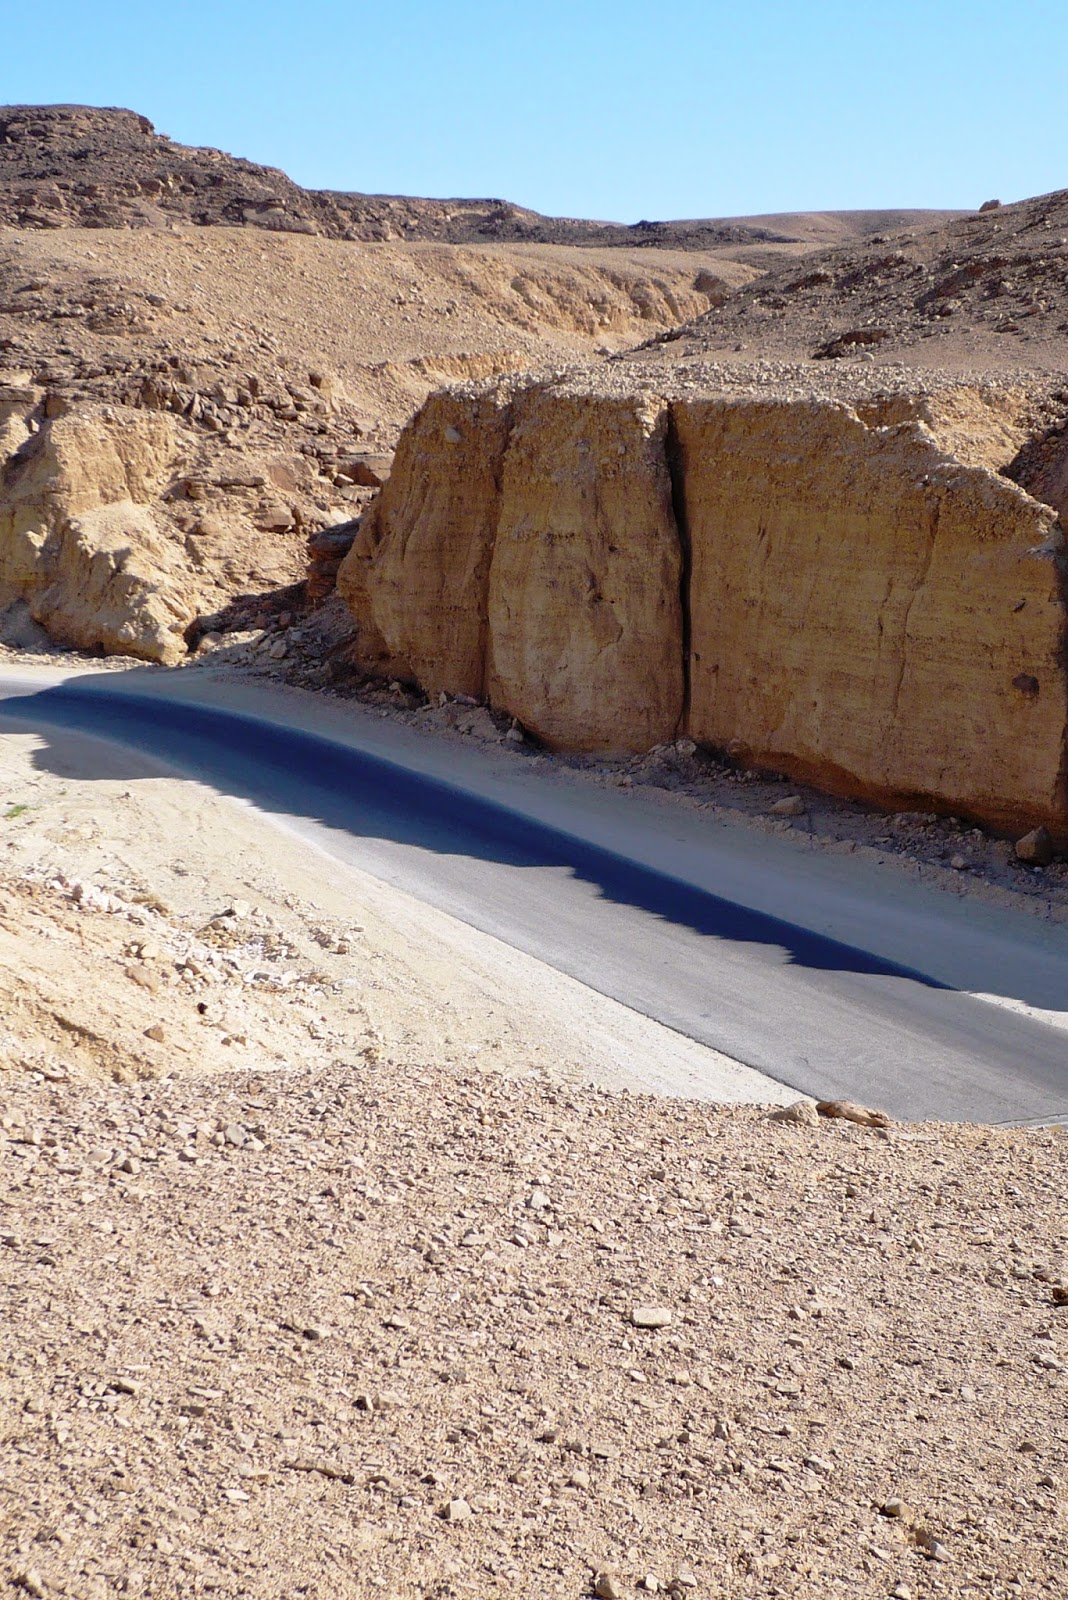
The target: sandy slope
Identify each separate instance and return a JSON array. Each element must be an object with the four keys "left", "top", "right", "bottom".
[{"left": 0, "top": 720, "right": 778, "bottom": 1102}]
